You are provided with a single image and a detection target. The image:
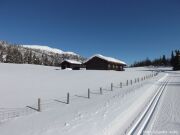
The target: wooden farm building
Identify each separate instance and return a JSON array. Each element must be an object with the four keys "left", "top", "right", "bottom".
[
  {"left": 84, "top": 54, "right": 126, "bottom": 71},
  {"left": 61, "top": 59, "right": 83, "bottom": 70}
]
